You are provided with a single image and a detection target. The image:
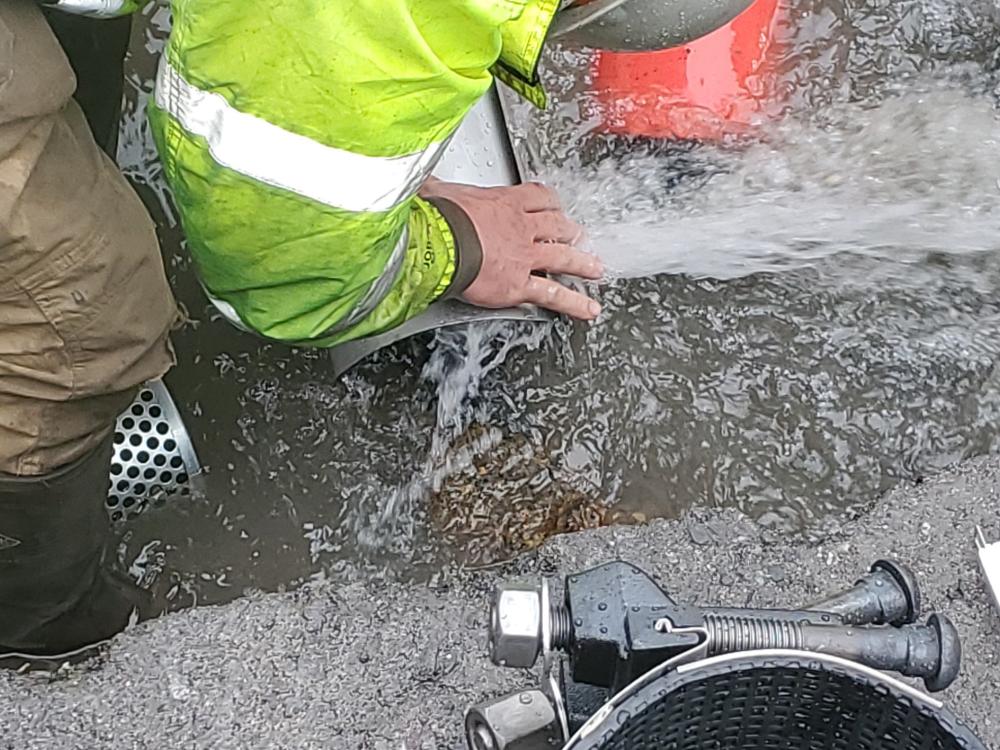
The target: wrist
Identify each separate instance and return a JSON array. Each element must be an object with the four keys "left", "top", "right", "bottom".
[{"left": 424, "top": 195, "right": 484, "bottom": 299}]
